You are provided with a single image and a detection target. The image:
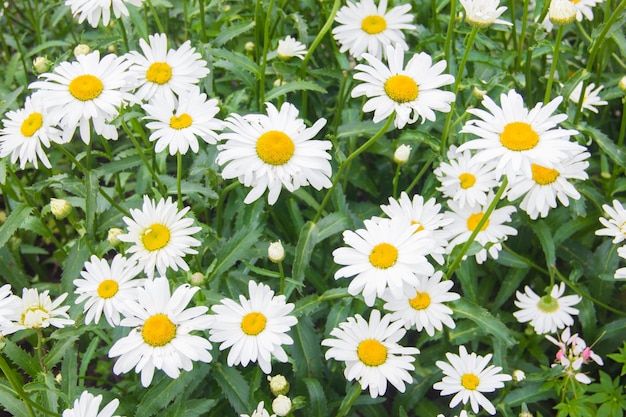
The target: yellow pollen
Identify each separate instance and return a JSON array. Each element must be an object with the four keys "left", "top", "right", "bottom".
[
  {"left": 620, "top": 222, "right": 626, "bottom": 234},
  {"left": 369, "top": 242, "right": 399, "bottom": 269},
  {"left": 68, "top": 74, "right": 104, "bottom": 101},
  {"left": 467, "top": 212, "right": 489, "bottom": 232},
  {"left": 411, "top": 220, "right": 425, "bottom": 233},
  {"left": 570, "top": 0, "right": 581, "bottom": 3},
  {"left": 241, "top": 312, "right": 267, "bottom": 336},
  {"left": 384, "top": 75, "right": 419, "bottom": 103},
  {"left": 141, "top": 223, "right": 171, "bottom": 251},
  {"left": 20, "top": 112, "right": 43, "bottom": 137},
  {"left": 97, "top": 279, "right": 119, "bottom": 299},
  {"left": 256, "top": 130, "right": 295, "bottom": 166},
  {"left": 142, "top": 314, "right": 176, "bottom": 347},
  {"left": 499, "top": 121, "right": 539, "bottom": 151},
  {"left": 357, "top": 339, "right": 387, "bottom": 366},
  {"left": 461, "top": 373, "right": 480, "bottom": 390},
  {"left": 531, "top": 164, "right": 560, "bottom": 185},
  {"left": 459, "top": 172, "right": 477, "bottom": 189},
  {"left": 361, "top": 15, "right": 387, "bottom": 34},
  {"left": 169, "top": 113, "right": 193, "bottom": 130},
  {"left": 409, "top": 291, "right": 431, "bottom": 310},
  {"left": 146, "top": 62, "right": 173, "bottom": 85}
]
